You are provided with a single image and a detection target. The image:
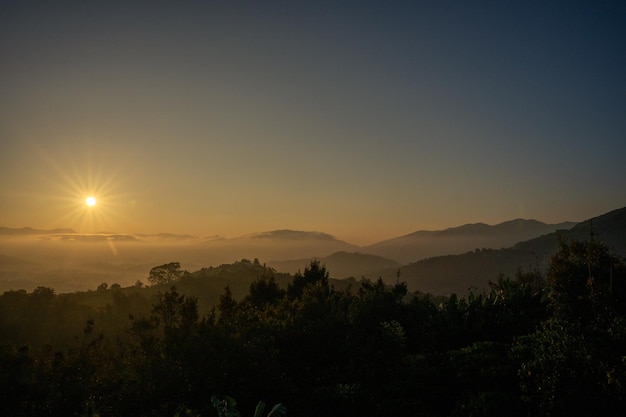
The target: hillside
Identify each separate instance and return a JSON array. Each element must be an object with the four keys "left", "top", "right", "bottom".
[
  {"left": 363, "top": 219, "right": 576, "bottom": 263},
  {"left": 268, "top": 251, "right": 400, "bottom": 279},
  {"left": 3, "top": 237, "right": 624, "bottom": 417},
  {"left": 59, "top": 259, "right": 359, "bottom": 317},
  {"left": 195, "top": 230, "right": 360, "bottom": 266},
  {"left": 398, "top": 207, "right": 626, "bottom": 295}
]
